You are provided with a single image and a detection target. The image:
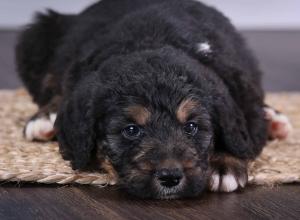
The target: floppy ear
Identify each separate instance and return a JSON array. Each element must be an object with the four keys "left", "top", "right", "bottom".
[
  {"left": 213, "top": 95, "right": 255, "bottom": 159},
  {"left": 55, "top": 81, "right": 98, "bottom": 170}
]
